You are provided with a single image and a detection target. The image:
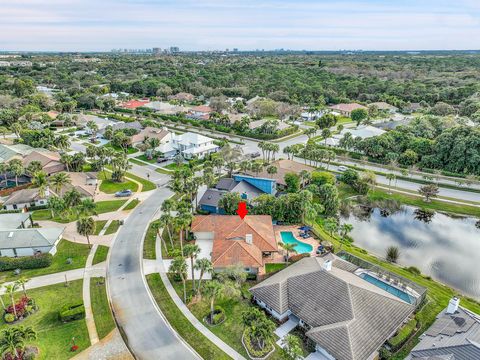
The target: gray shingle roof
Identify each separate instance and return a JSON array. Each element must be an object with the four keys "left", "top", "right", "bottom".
[
  {"left": 0, "top": 228, "right": 64, "bottom": 249},
  {"left": 251, "top": 256, "right": 415, "bottom": 360},
  {"left": 0, "top": 213, "right": 31, "bottom": 229},
  {"left": 409, "top": 307, "right": 480, "bottom": 360},
  {"left": 3, "top": 189, "right": 45, "bottom": 206}
]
